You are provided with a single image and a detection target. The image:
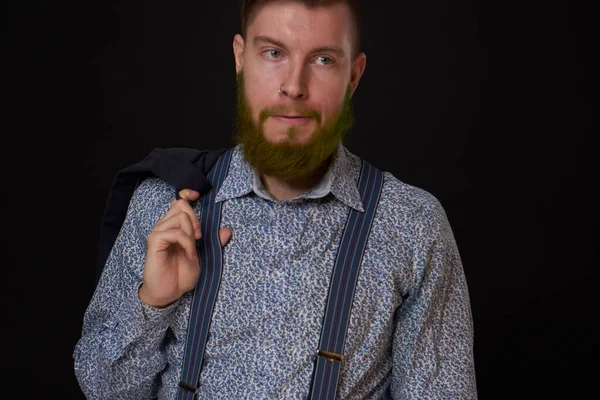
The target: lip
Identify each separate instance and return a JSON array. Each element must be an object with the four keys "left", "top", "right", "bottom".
[{"left": 271, "top": 115, "right": 312, "bottom": 125}]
